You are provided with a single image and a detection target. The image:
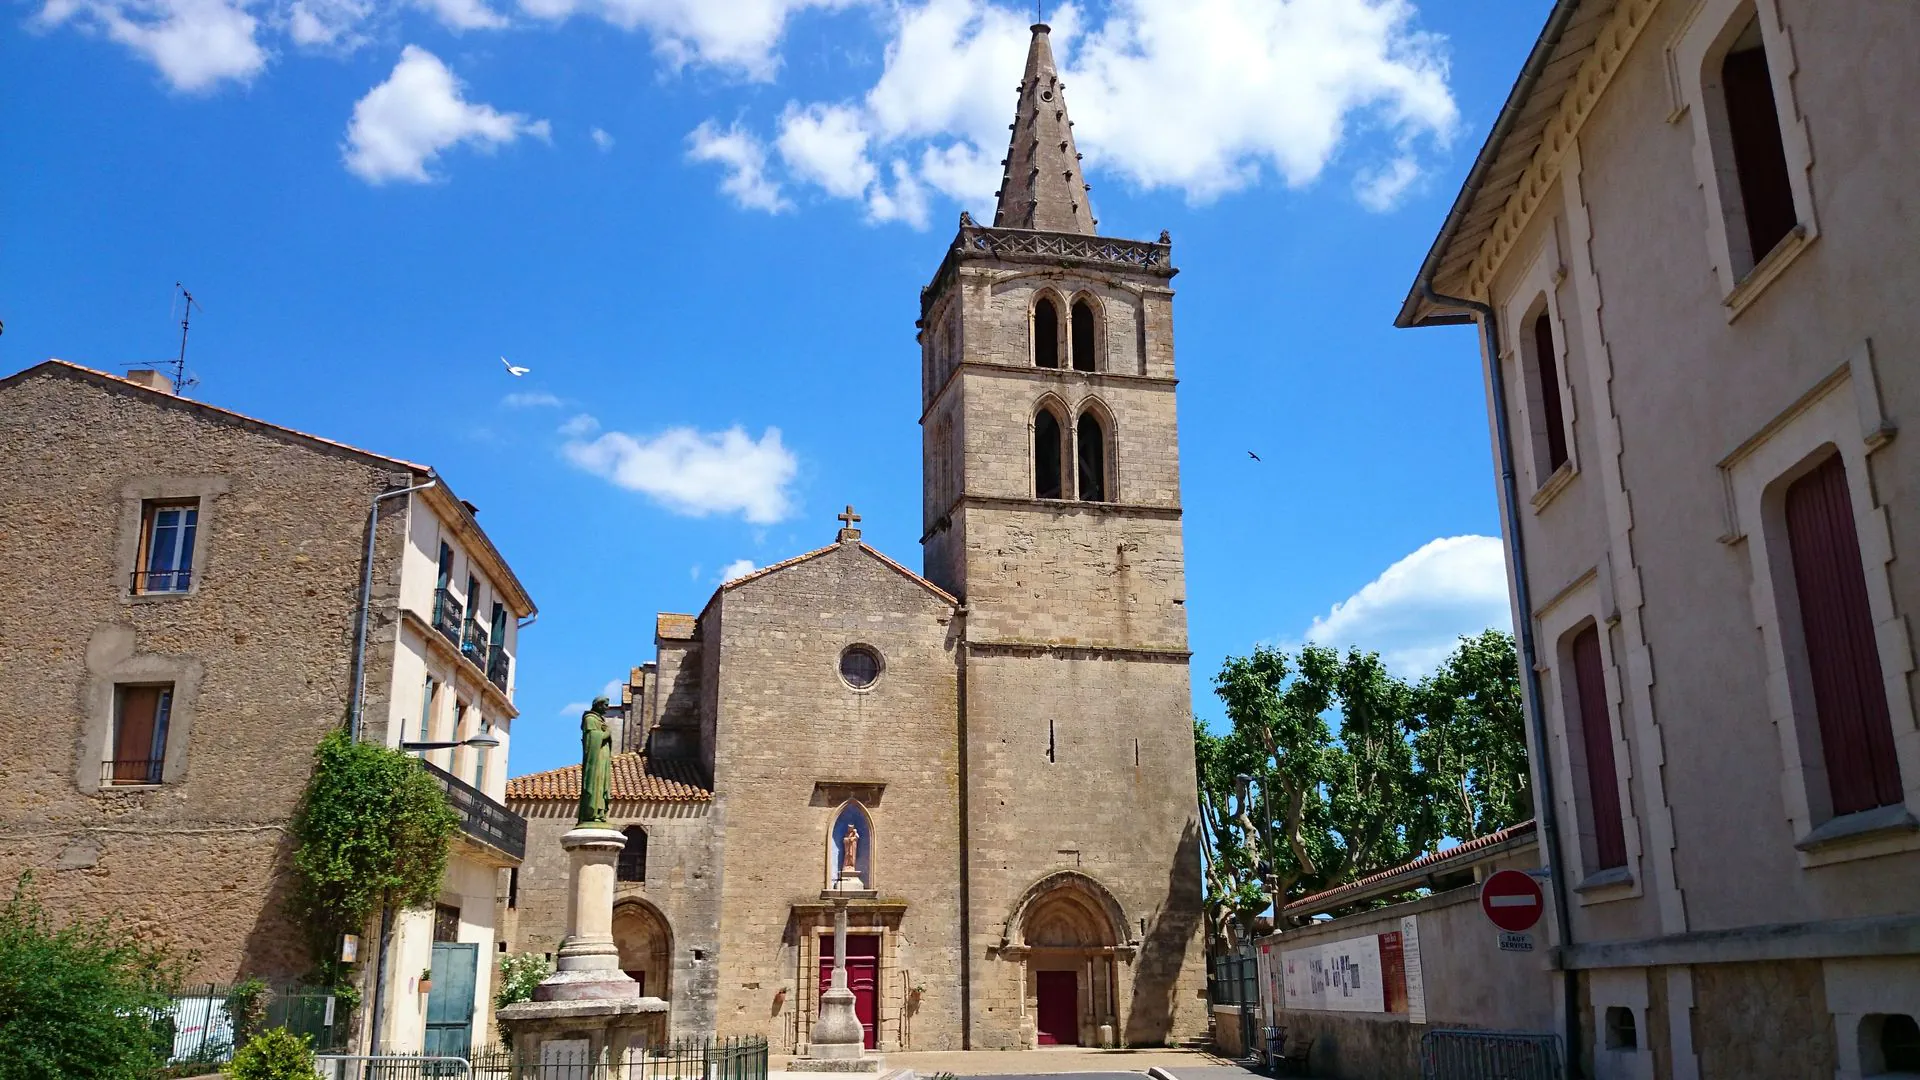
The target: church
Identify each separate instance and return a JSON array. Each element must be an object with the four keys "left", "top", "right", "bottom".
[{"left": 501, "top": 22, "right": 1206, "bottom": 1053}]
